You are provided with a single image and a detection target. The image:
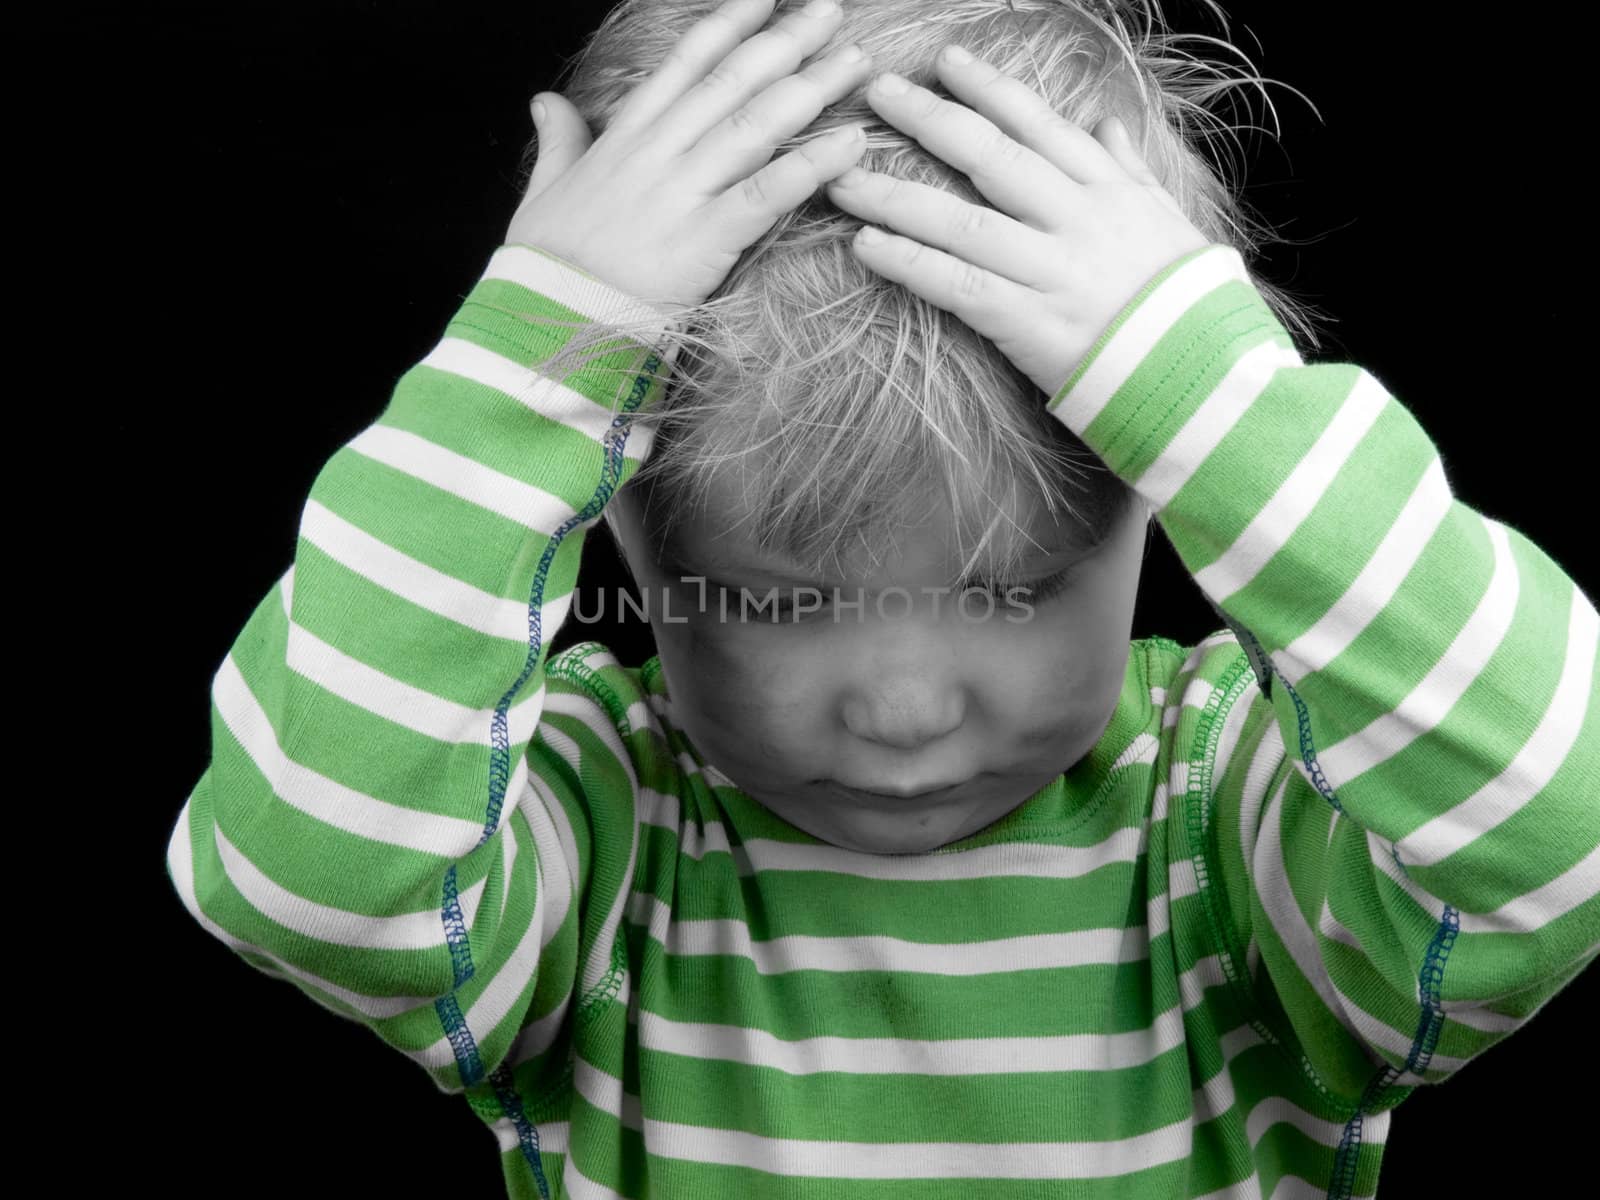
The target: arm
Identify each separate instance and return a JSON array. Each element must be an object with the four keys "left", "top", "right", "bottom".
[
  {"left": 165, "top": 247, "right": 676, "bottom": 1092},
  {"left": 823, "top": 49, "right": 1599, "bottom": 1107},
  {"left": 166, "top": 0, "right": 874, "bottom": 1095},
  {"left": 1056, "top": 243, "right": 1599, "bottom": 1105}
]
